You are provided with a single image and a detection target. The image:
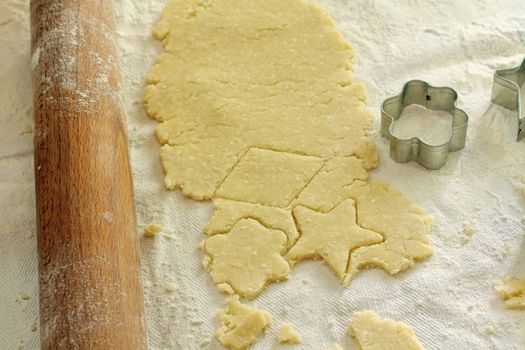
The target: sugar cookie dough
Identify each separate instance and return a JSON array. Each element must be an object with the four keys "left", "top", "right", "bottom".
[
  {"left": 201, "top": 219, "right": 290, "bottom": 299},
  {"left": 277, "top": 323, "right": 301, "bottom": 344},
  {"left": 216, "top": 148, "right": 324, "bottom": 207},
  {"left": 293, "top": 156, "right": 367, "bottom": 212},
  {"left": 349, "top": 311, "right": 424, "bottom": 350},
  {"left": 143, "top": 223, "right": 162, "bottom": 238},
  {"left": 145, "top": 0, "right": 378, "bottom": 200},
  {"left": 147, "top": 0, "right": 431, "bottom": 299},
  {"left": 216, "top": 296, "right": 272, "bottom": 350},
  {"left": 324, "top": 345, "right": 343, "bottom": 350},
  {"left": 345, "top": 181, "right": 433, "bottom": 284},
  {"left": 288, "top": 199, "right": 383, "bottom": 281},
  {"left": 204, "top": 198, "right": 299, "bottom": 247},
  {"left": 495, "top": 277, "right": 525, "bottom": 309}
]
